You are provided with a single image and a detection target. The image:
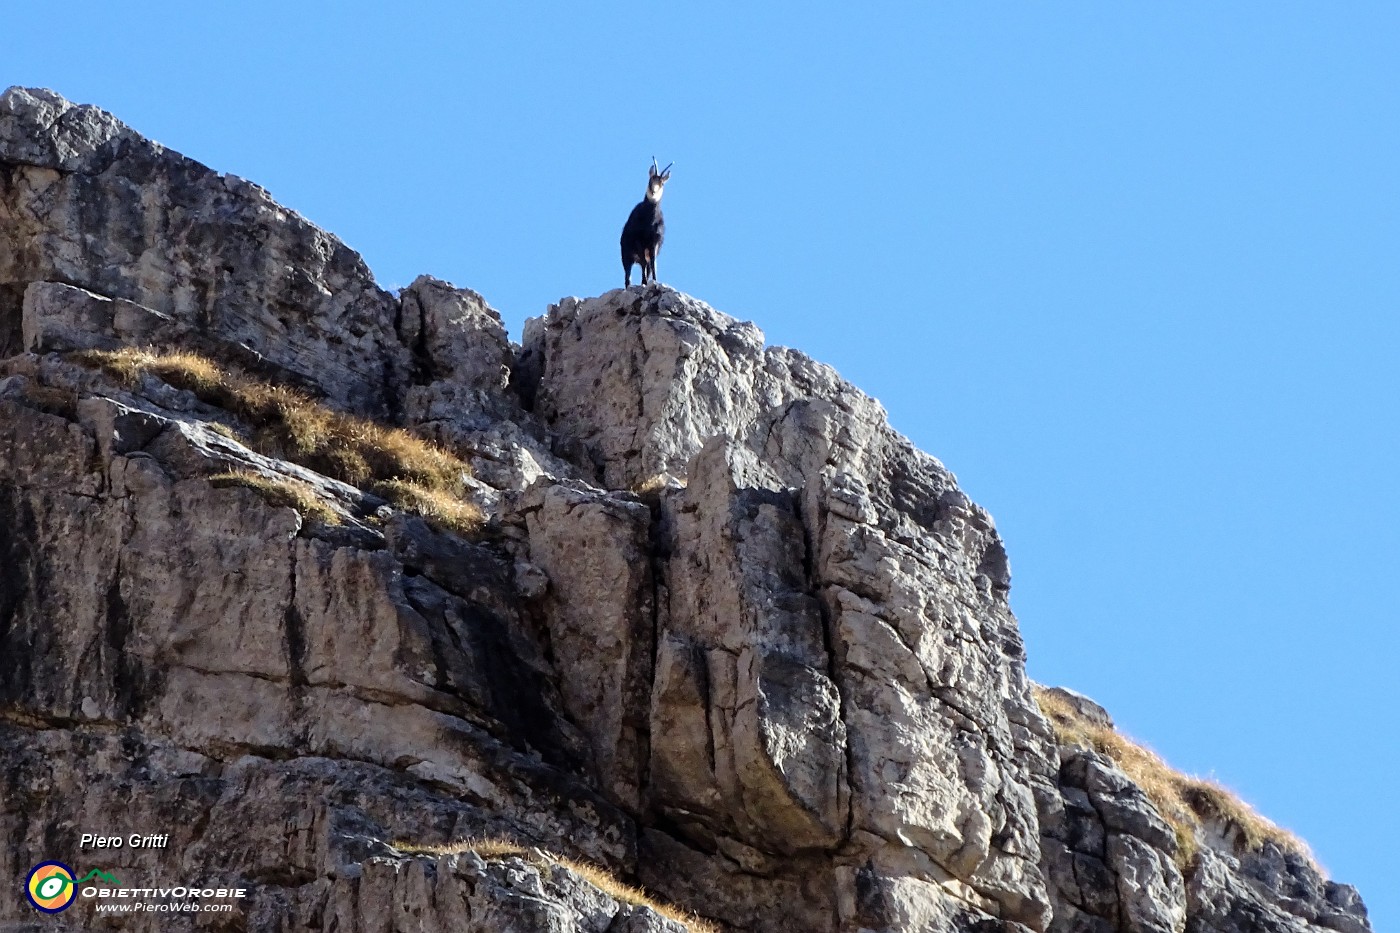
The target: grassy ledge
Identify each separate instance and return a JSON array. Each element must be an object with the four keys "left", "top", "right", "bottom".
[
  {"left": 209, "top": 471, "right": 340, "bottom": 525},
  {"left": 393, "top": 839, "right": 719, "bottom": 933},
  {"left": 371, "top": 479, "right": 485, "bottom": 536},
  {"left": 1034, "top": 685, "right": 1316, "bottom": 871},
  {"left": 72, "top": 348, "right": 484, "bottom": 536}
]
